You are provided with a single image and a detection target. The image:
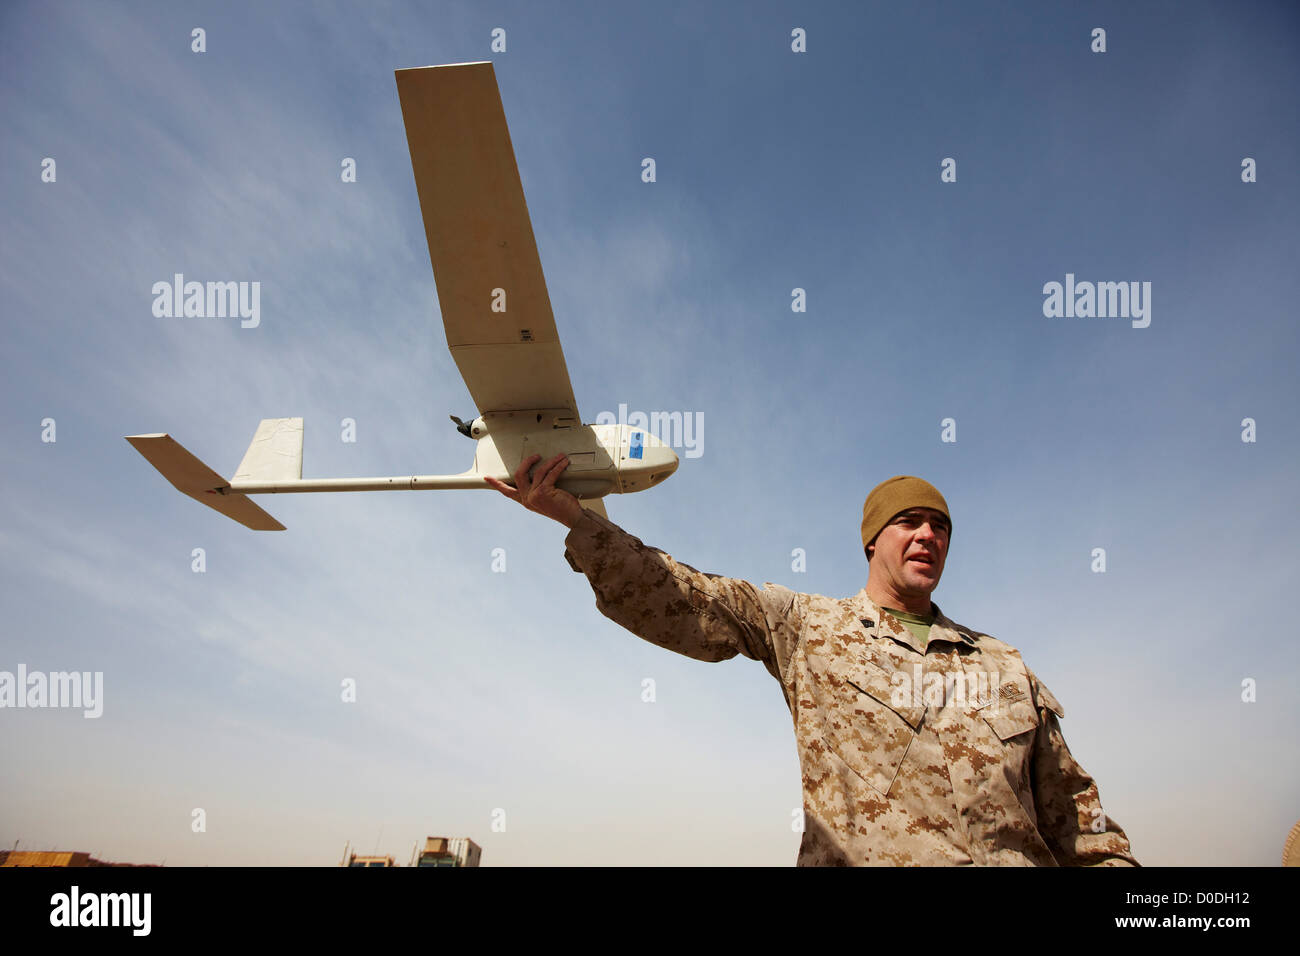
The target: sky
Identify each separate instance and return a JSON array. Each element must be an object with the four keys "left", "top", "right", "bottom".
[{"left": 1, "top": 0, "right": 1297, "bottom": 866}]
